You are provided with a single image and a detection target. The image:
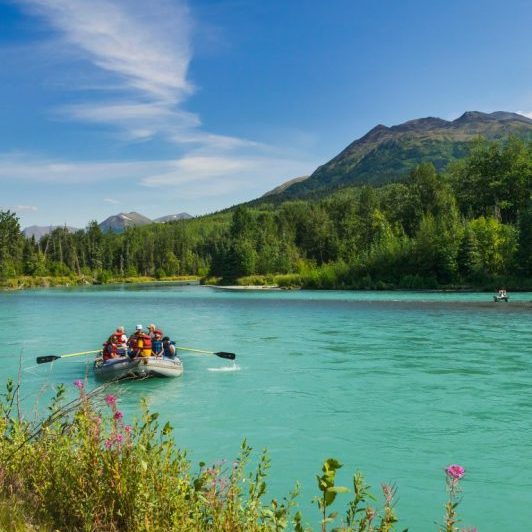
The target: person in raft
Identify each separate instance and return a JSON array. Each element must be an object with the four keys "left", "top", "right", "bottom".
[
  {"left": 162, "top": 336, "right": 177, "bottom": 359},
  {"left": 103, "top": 334, "right": 120, "bottom": 361},
  {"left": 152, "top": 330, "right": 164, "bottom": 357},
  {"left": 128, "top": 325, "right": 145, "bottom": 358},
  {"left": 148, "top": 323, "right": 163, "bottom": 340},
  {"left": 128, "top": 324, "right": 153, "bottom": 358},
  {"left": 115, "top": 326, "right": 128, "bottom": 356}
]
